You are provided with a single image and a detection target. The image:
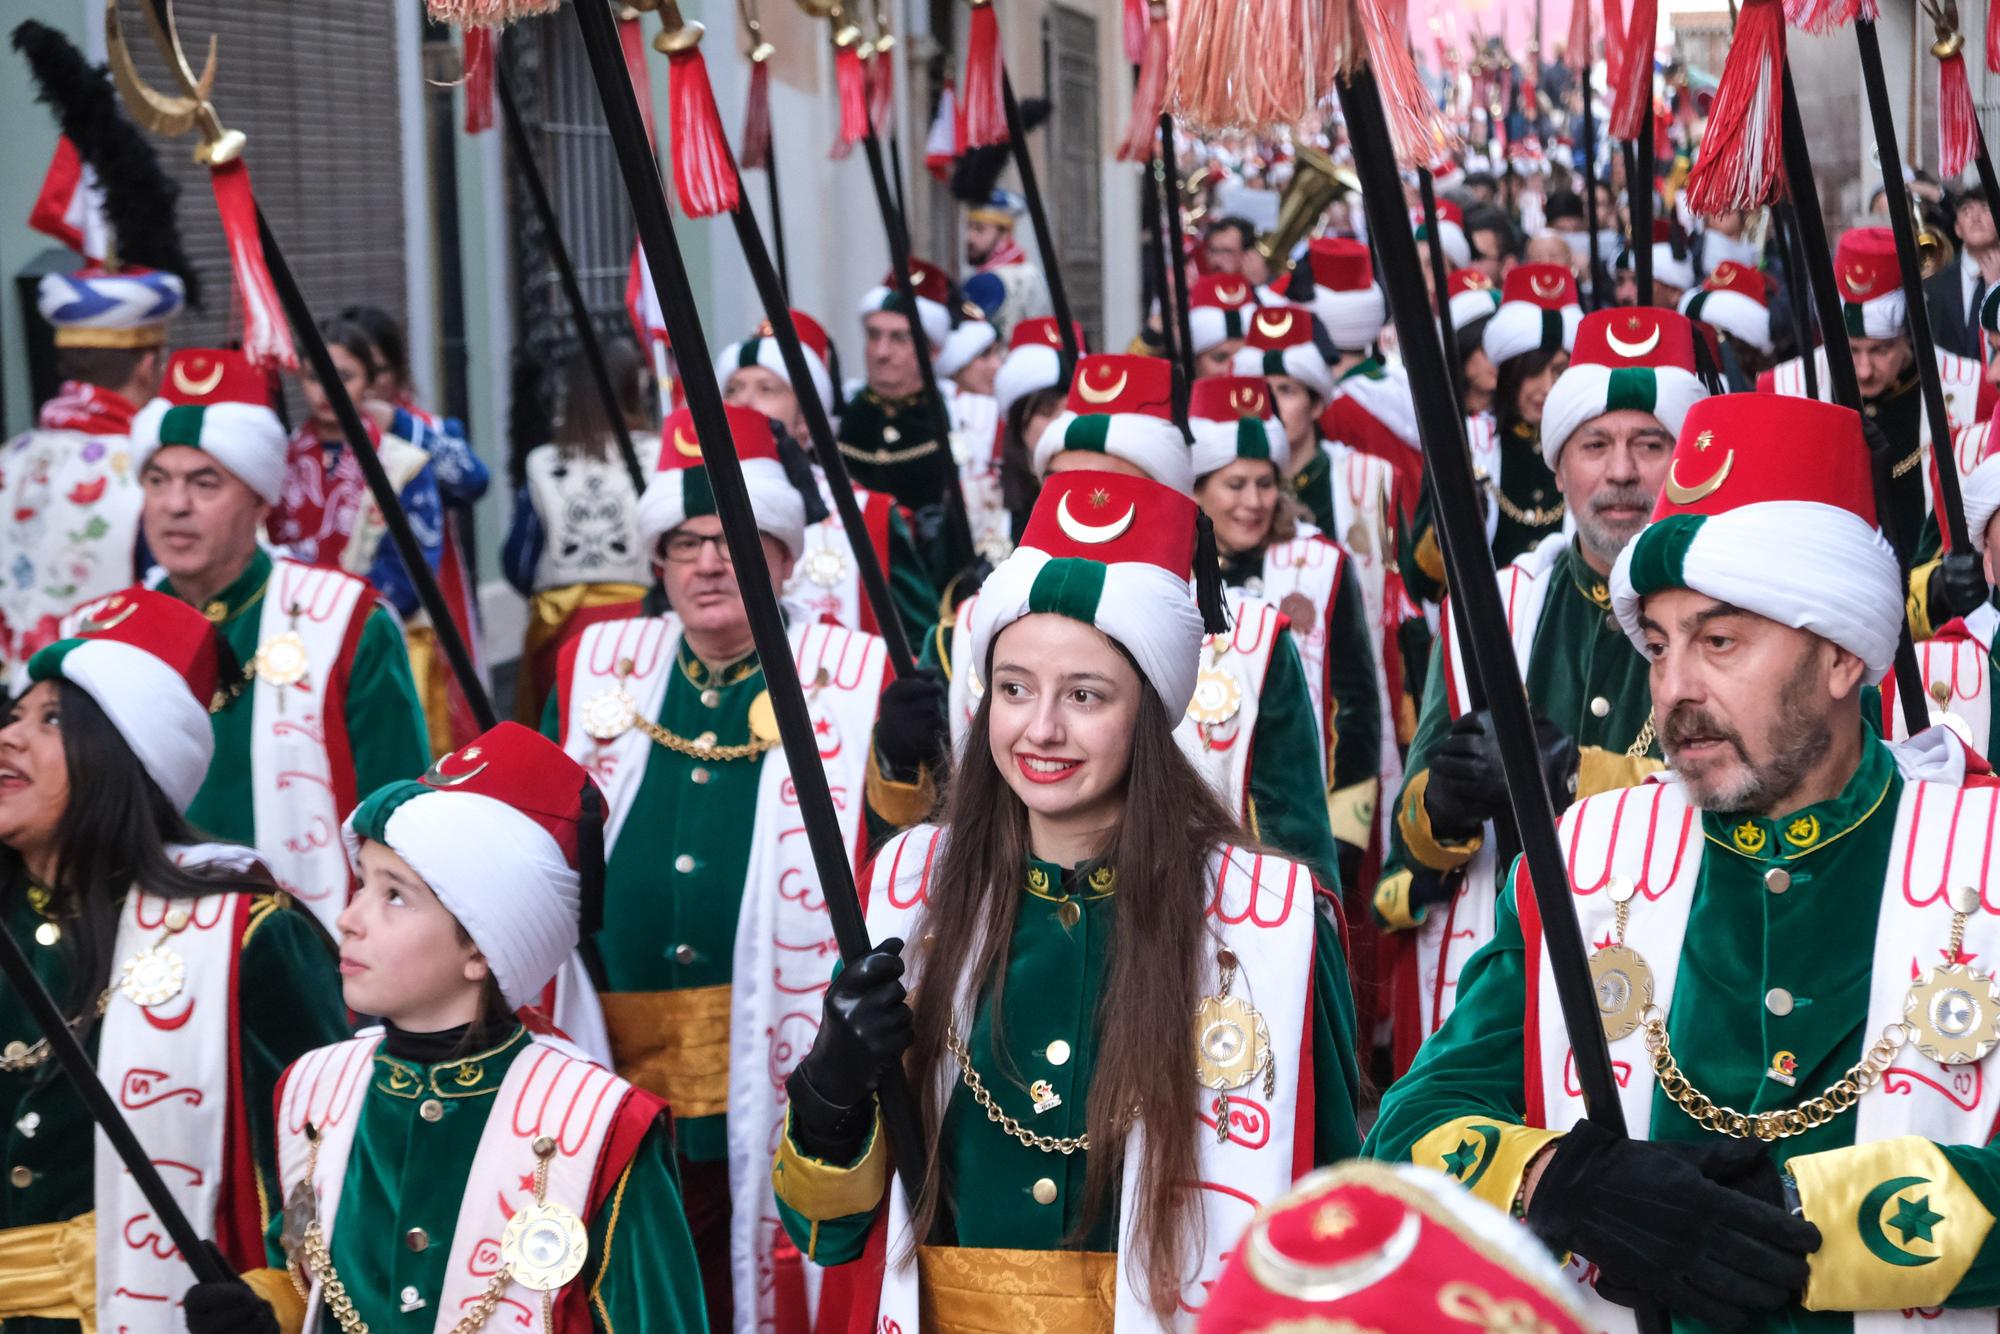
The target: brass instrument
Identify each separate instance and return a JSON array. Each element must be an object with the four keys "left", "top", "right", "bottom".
[
  {"left": 1915, "top": 196, "right": 1955, "bottom": 280},
  {"left": 1256, "top": 142, "right": 1356, "bottom": 276}
]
